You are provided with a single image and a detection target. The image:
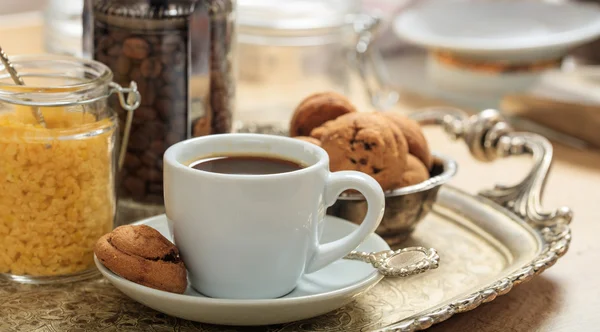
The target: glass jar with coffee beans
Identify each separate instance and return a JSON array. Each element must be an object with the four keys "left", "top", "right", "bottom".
[{"left": 86, "top": 0, "right": 236, "bottom": 223}]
